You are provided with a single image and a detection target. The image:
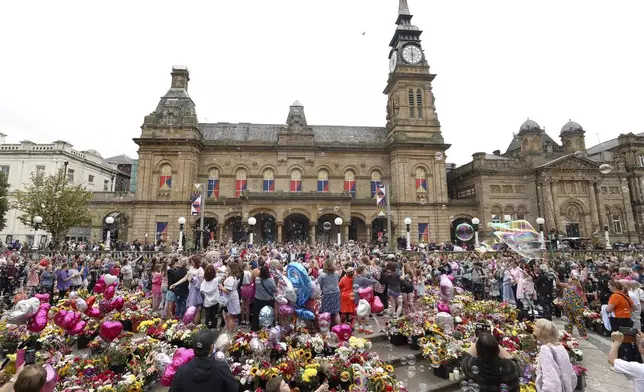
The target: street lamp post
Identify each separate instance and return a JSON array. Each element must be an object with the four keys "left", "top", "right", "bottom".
[
  {"left": 536, "top": 217, "right": 546, "bottom": 251},
  {"left": 334, "top": 217, "right": 343, "bottom": 246},
  {"left": 604, "top": 225, "right": 612, "bottom": 250},
  {"left": 471, "top": 217, "right": 480, "bottom": 248},
  {"left": 248, "top": 217, "right": 257, "bottom": 246},
  {"left": 178, "top": 217, "right": 186, "bottom": 252},
  {"left": 104, "top": 216, "right": 115, "bottom": 251},
  {"left": 32, "top": 216, "right": 43, "bottom": 251},
  {"left": 404, "top": 217, "right": 412, "bottom": 251}
]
